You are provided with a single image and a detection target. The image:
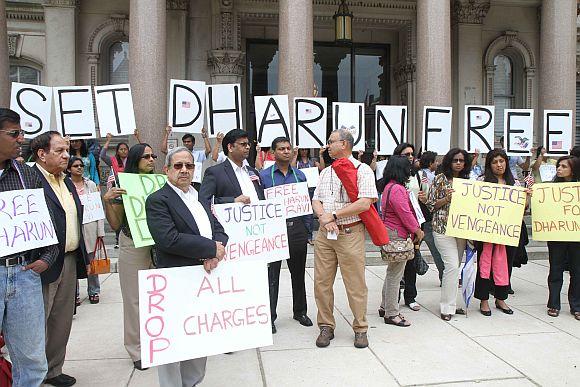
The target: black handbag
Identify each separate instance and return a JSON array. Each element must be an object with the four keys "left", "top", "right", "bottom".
[{"left": 413, "top": 249, "right": 429, "bottom": 275}]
